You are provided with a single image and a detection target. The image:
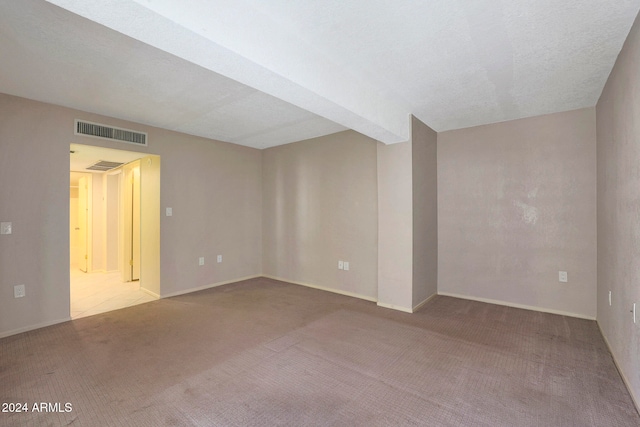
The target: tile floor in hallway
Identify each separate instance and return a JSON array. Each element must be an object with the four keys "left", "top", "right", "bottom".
[{"left": 70, "top": 269, "right": 157, "bottom": 319}]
